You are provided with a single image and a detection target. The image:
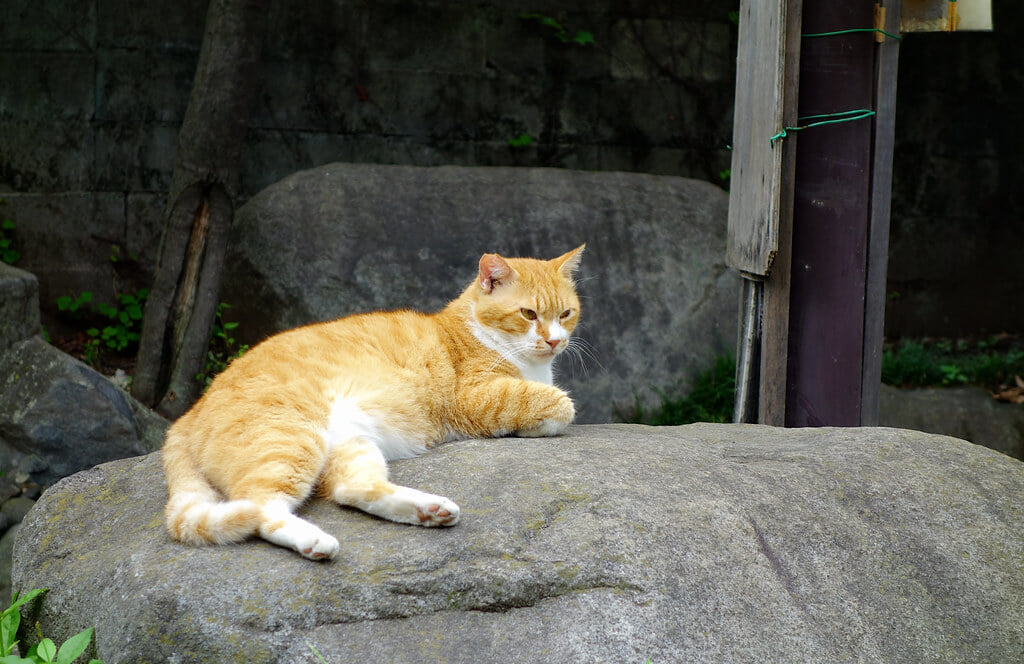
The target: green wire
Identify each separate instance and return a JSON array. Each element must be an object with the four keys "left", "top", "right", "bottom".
[
  {"left": 770, "top": 109, "right": 876, "bottom": 145},
  {"left": 803, "top": 28, "right": 902, "bottom": 41},
  {"left": 757, "top": 23, "right": 901, "bottom": 146}
]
